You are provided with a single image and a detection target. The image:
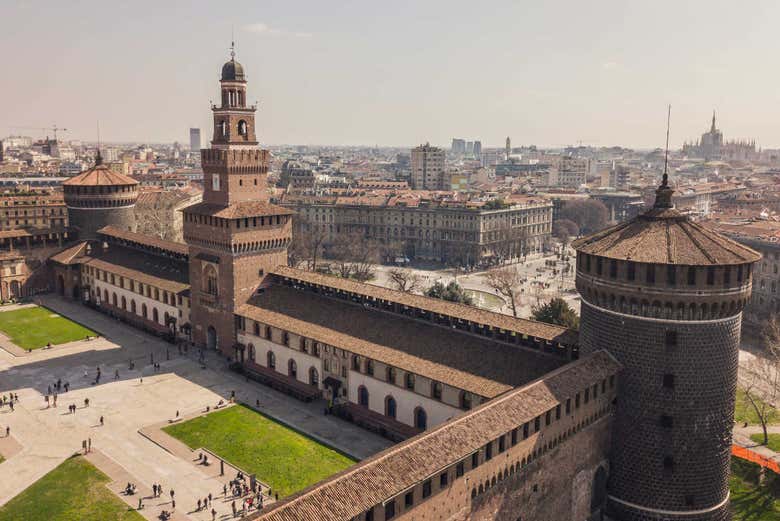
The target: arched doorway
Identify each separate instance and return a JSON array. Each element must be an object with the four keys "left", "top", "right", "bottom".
[
  {"left": 358, "top": 386, "right": 369, "bottom": 407},
  {"left": 385, "top": 396, "right": 397, "bottom": 419},
  {"left": 288, "top": 359, "right": 297, "bottom": 379},
  {"left": 206, "top": 326, "right": 217, "bottom": 350},
  {"left": 414, "top": 407, "right": 427, "bottom": 430},
  {"left": 591, "top": 466, "right": 608, "bottom": 515},
  {"left": 10, "top": 280, "right": 21, "bottom": 299},
  {"left": 56, "top": 275, "right": 65, "bottom": 296},
  {"left": 309, "top": 367, "right": 319, "bottom": 386}
]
